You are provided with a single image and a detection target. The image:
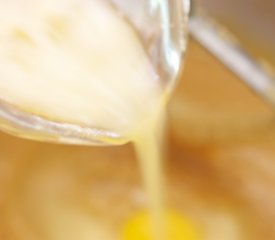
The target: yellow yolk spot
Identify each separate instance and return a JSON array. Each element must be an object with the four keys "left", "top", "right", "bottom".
[{"left": 122, "top": 210, "right": 200, "bottom": 240}]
